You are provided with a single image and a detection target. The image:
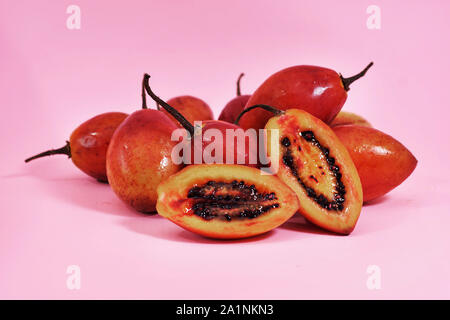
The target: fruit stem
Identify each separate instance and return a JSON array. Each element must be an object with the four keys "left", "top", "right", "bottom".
[
  {"left": 234, "top": 104, "right": 284, "bottom": 125},
  {"left": 236, "top": 73, "right": 244, "bottom": 96},
  {"left": 141, "top": 74, "right": 147, "bottom": 109},
  {"left": 143, "top": 74, "right": 195, "bottom": 136},
  {"left": 340, "top": 62, "right": 373, "bottom": 91},
  {"left": 24, "top": 141, "right": 71, "bottom": 163}
]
